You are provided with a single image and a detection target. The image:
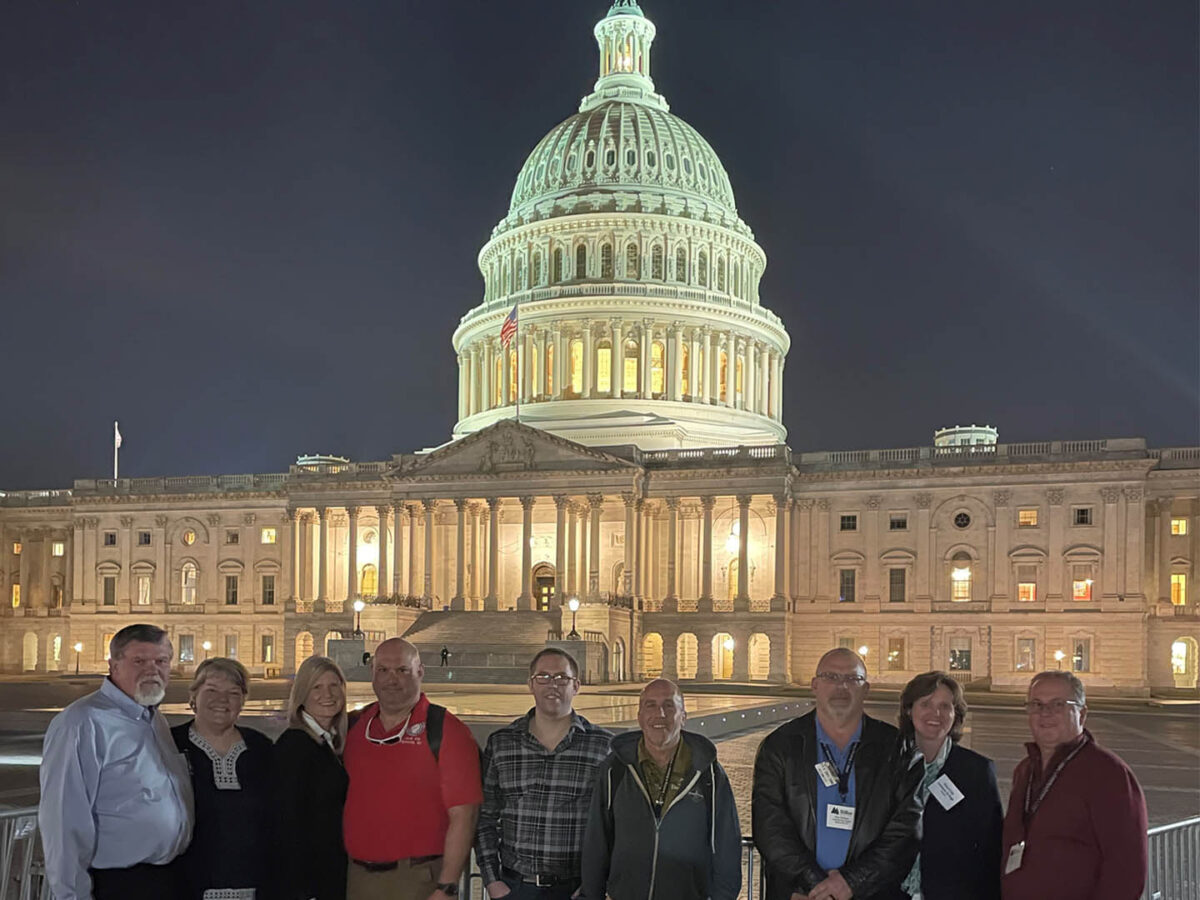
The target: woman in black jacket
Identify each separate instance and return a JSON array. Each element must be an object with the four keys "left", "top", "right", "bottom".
[
  {"left": 897, "top": 671, "right": 1002, "bottom": 900},
  {"left": 273, "top": 655, "right": 350, "bottom": 900}
]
